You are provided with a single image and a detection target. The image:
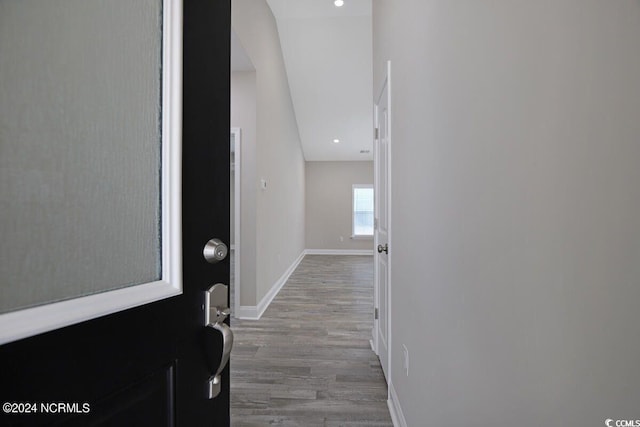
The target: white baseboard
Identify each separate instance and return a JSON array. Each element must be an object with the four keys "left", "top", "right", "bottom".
[
  {"left": 305, "top": 249, "right": 374, "bottom": 256},
  {"left": 388, "top": 381, "right": 408, "bottom": 427},
  {"left": 234, "top": 250, "right": 305, "bottom": 320},
  {"left": 234, "top": 249, "right": 372, "bottom": 320},
  {"left": 234, "top": 305, "right": 258, "bottom": 319}
]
